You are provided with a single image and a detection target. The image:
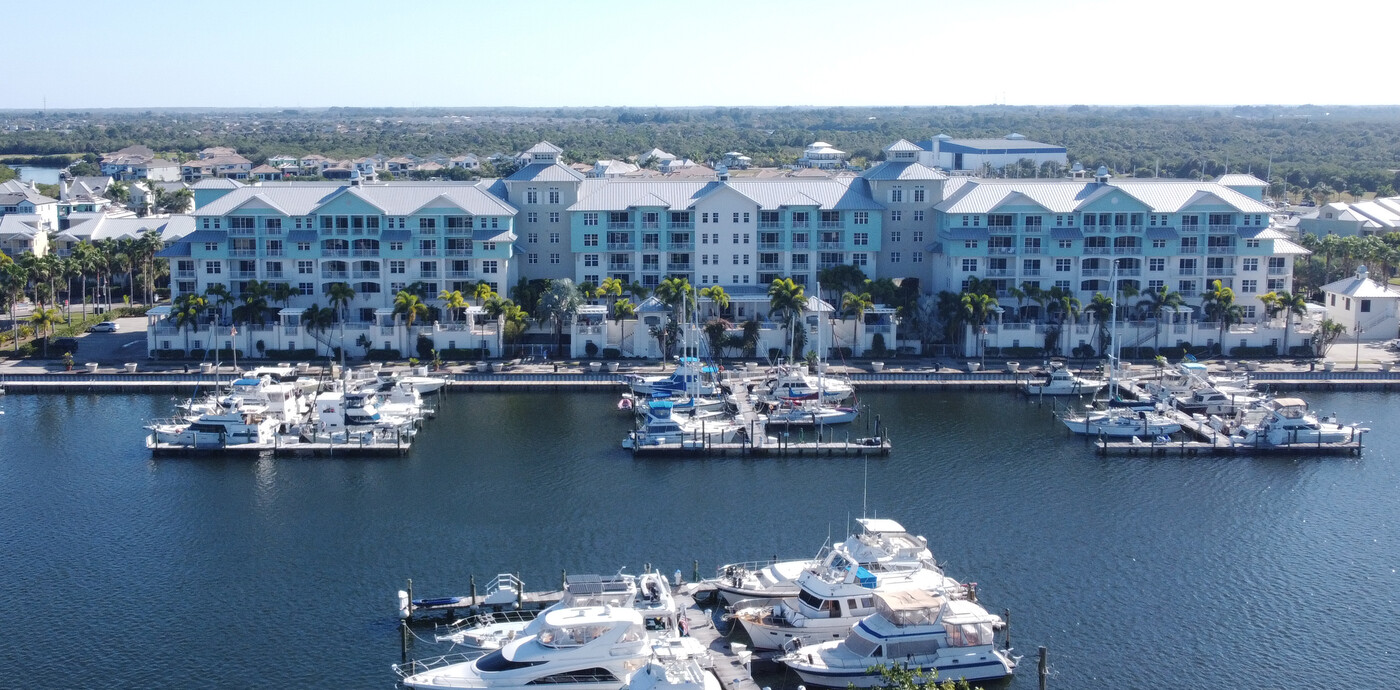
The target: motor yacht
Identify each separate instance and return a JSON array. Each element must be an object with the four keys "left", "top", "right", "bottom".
[
  {"left": 777, "top": 589, "right": 1015, "bottom": 687},
  {"left": 147, "top": 403, "right": 282, "bottom": 449},
  {"left": 727, "top": 560, "right": 965, "bottom": 650},
  {"left": 622, "top": 400, "right": 756, "bottom": 449},
  {"left": 764, "top": 365, "right": 853, "bottom": 403},
  {"left": 1021, "top": 363, "right": 1104, "bottom": 396},
  {"left": 625, "top": 638, "right": 718, "bottom": 690},
  {"left": 707, "top": 518, "right": 936, "bottom": 606},
  {"left": 1227, "top": 397, "right": 1366, "bottom": 447},
  {"left": 398, "top": 605, "right": 654, "bottom": 690},
  {"left": 762, "top": 401, "right": 858, "bottom": 427},
  {"left": 1060, "top": 408, "right": 1182, "bottom": 437}
]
